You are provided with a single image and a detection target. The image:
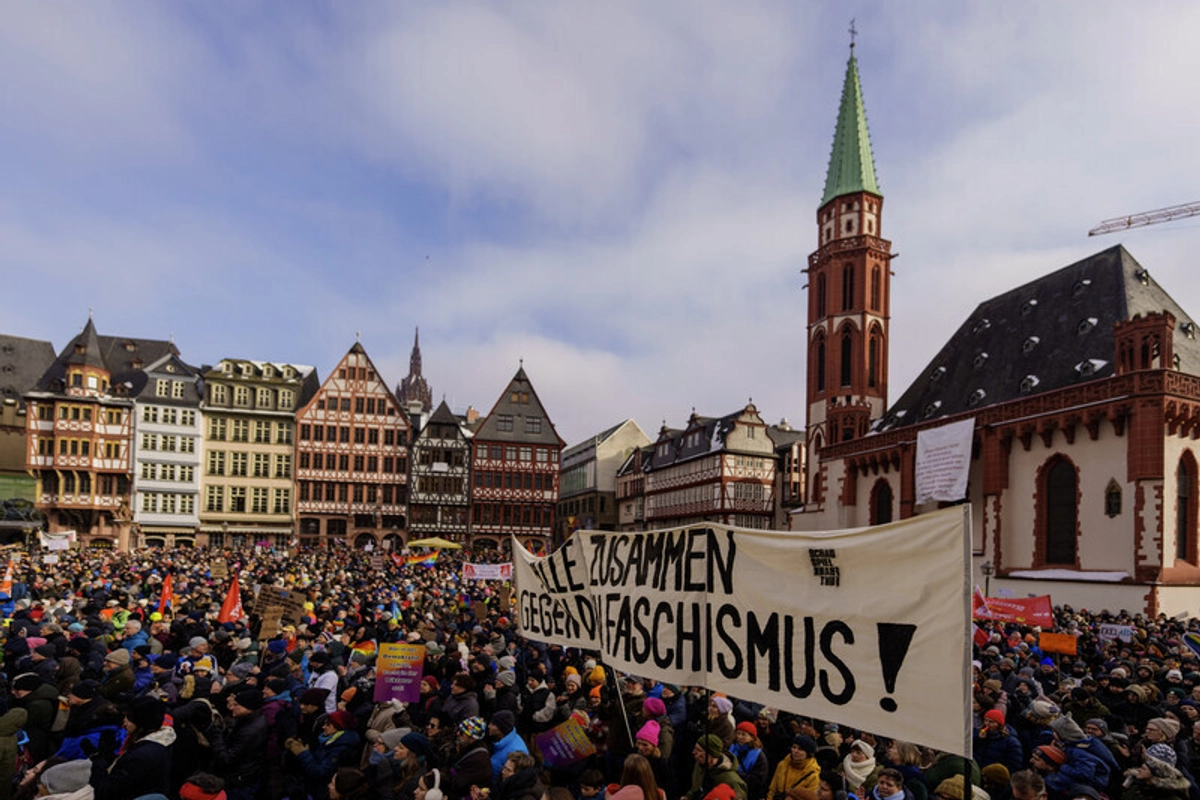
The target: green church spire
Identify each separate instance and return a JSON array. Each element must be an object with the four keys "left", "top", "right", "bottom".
[{"left": 821, "top": 45, "right": 880, "bottom": 207}]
